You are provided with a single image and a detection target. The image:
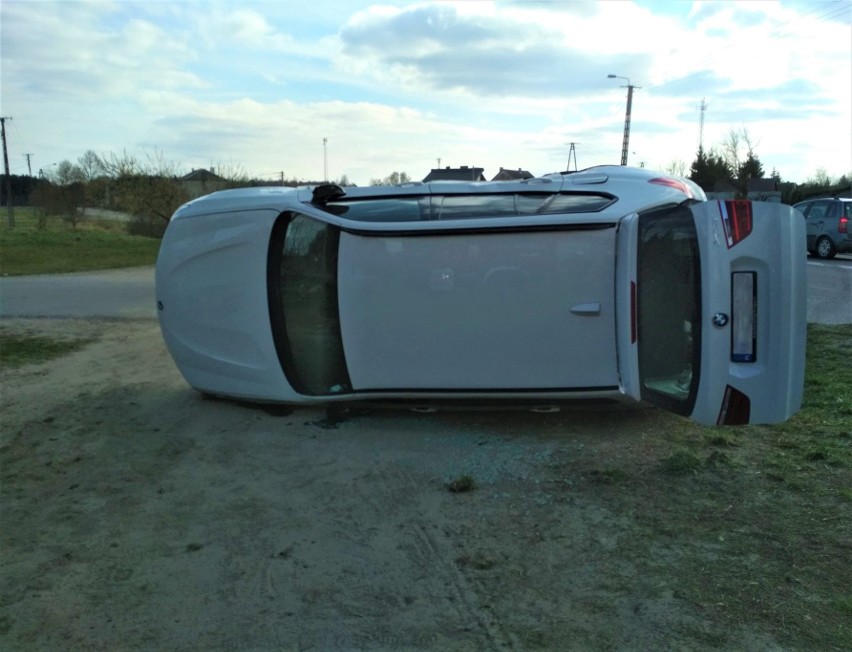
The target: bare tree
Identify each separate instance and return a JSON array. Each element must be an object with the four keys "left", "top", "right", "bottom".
[
  {"left": 99, "top": 150, "right": 188, "bottom": 237},
  {"left": 77, "top": 150, "right": 105, "bottom": 181},
  {"left": 369, "top": 171, "right": 411, "bottom": 186},
  {"left": 664, "top": 159, "right": 688, "bottom": 177}
]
